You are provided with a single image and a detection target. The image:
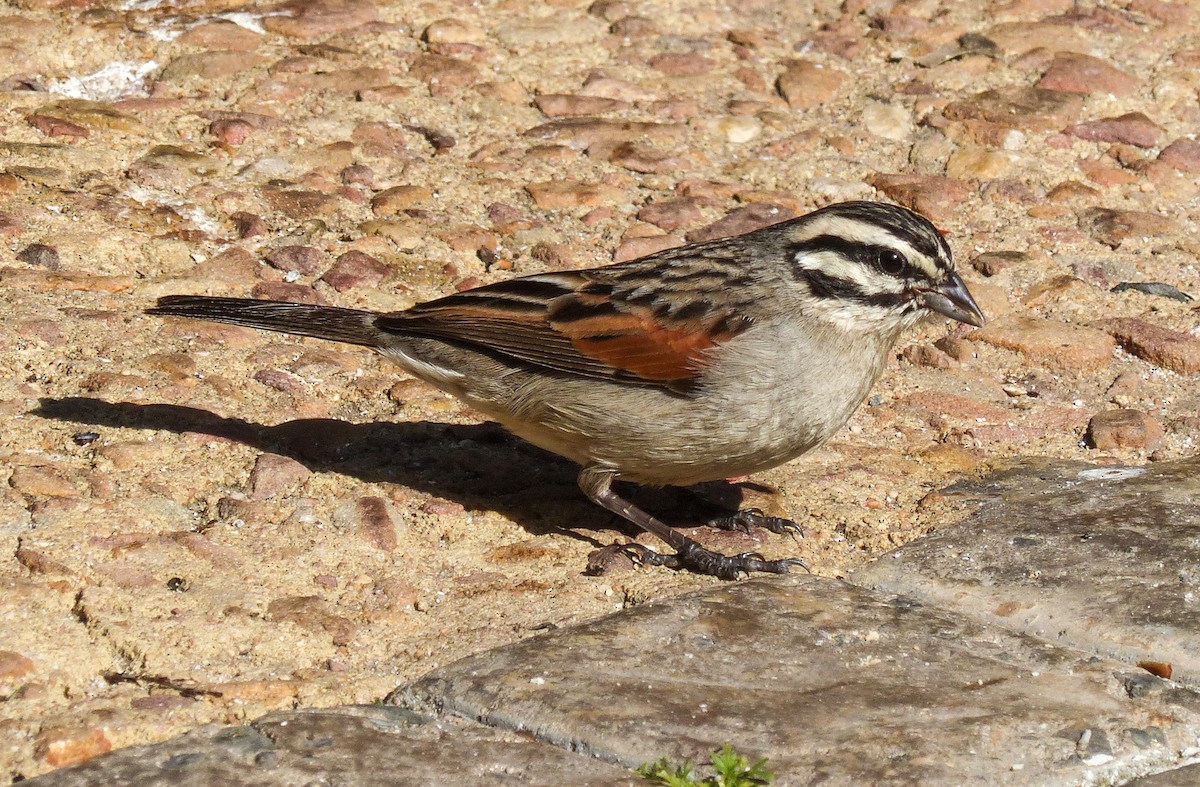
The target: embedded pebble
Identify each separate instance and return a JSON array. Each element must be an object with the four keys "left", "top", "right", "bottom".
[
  {"left": 9, "top": 466, "right": 78, "bottom": 498},
  {"left": 526, "top": 180, "right": 626, "bottom": 209},
  {"left": 613, "top": 235, "right": 682, "bottom": 262},
  {"left": 777, "top": 61, "right": 845, "bottom": 109},
  {"left": 1070, "top": 261, "right": 1110, "bottom": 288},
  {"left": 159, "top": 51, "right": 265, "bottom": 83},
  {"left": 209, "top": 117, "right": 254, "bottom": 146},
  {"left": 899, "top": 391, "right": 1009, "bottom": 424},
  {"left": 1037, "top": 53, "right": 1140, "bottom": 96},
  {"left": 371, "top": 186, "right": 434, "bottom": 216},
  {"left": 253, "top": 369, "right": 307, "bottom": 394},
  {"left": 1081, "top": 208, "right": 1177, "bottom": 248},
  {"left": 611, "top": 15, "right": 657, "bottom": 40},
  {"left": 1078, "top": 158, "right": 1138, "bottom": 188},
  {"left": 946, "top": 146, "right": 1014, "bottom": 179},
  {"left": 902, "top": 344, "right": 959, "bottom": 369},
  {"left": 340, "top": 164, "right": 375, "bottom": 188},
  {"left": 1110, "top": 281, "right": 1192, "bottom": 302},
  {"left": 263, "top": 0, "right": 379, "bottom": 38},
  {"left": 263, "top": 189, "right": 338, "bottom": 220},
  {"left": 177, "top": 20, "right": 263, "bottom": 50},
  {"left": 578, "top": 75, "right": 658, "bottom": 102},
  {"left": 1046, "top": 180, "right": 1100, "bottom": 202},
  {"left": 970, "top": 250, "right": 1029, "bottom": 276},
  {"left": 353, "top": 122, "right": 409, "bottom": 158},
  {"left": 1158, "top": 138, "right": 1200, "bottom": 174},
  {"left": 649, "top": 52, "right": 716, "bottom": 77},
  {"left": 607, "top": 142, "right": 686, "bottom": 174},
  {"left": 321, "top": 250, "right": 390, "bottom": 292},
  {"left": 495, "top": 14, "right": 602, "bottom": 48},
  {"left": 943, "top": 86, "right": 1083, "bottom": 131},
  {"left": 26, "top": 114, "right": 88, "bottom": 138},
  {"left": 1065, "top": 112, "right": 1160, "bottom": 148},
  {"left": 19, "top": 318, "right": 64, "bottom": 345},
  {"left": 637, "top": 198, "right": 704, "bottom": 232},
  {"left": 97, "top": 440, "right": 172, "bottom": 470},
  {"left": 409, "top": 55, "right": 480, "bottom": 95},
  {"left": 266, "top": 245, "right": 326, "bottom": 275},
  {"left": 983, "top": 20, "right": 1091, "bottom": 54},
  {"left": 868, "top": 174, "right": 972, "bottom": 223},
  {"left": 266, "top": 595, "right": 356, "bottom": 646},
  {"left": 34, "top": 725, "right": 112, "bottom": 769},
  {"left": 16, "top": 547, "right": 73, "bottom": 576},
  {"left": 16, "top": 243, "right": 61, "bottom": 270},
  {"left": 253, "top": 281, "right": 327, "bottom": 304},
  {"left": 250, "top": 453, "right": 312, "bottom": 500},
  {"left": 686, "top": 203, "right": 795, "bottom": 243},
  {"left": 437, "top": 223, "right": 498, "bottom": 252},
  {"left": 423, "top": 18, "right": 486, "bottom": 44},
  {"left": 406, "top": 124, "right": 456, "bottom": 153},
  {"left": 0, "top": 267, "right": 132, "bottom": 293},
  {"left": 1086, "top": 409, "right": 1165, "bottom": 450},
  {"left": 0, "top": 651, "right": 34, "bottom": 680},
  {"left": 967, "top": 315, "right": 1116, "bottom": 371},
  {"left": 716, "top": 115, "right": 761, "bottom": 143},
  {"left": 333, "top": 496, "right": 400, "bottom": 552},
  {"left": 863, "top": 102, "right": 912, "bottom": 141},
  {"left": 523, "top": 118, "right": 684, "bottom": 152},
  {"left": 535, "top": 95, "right": 629, "bottom": 117},
  {"left": 1097, "top": 317, "right": 1200, "bottom": 375}
]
